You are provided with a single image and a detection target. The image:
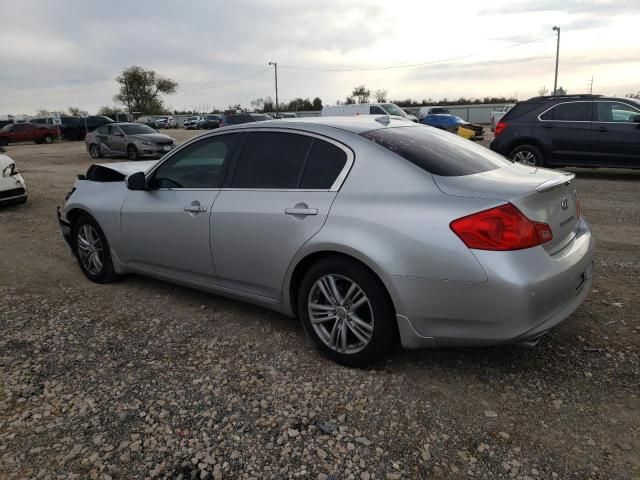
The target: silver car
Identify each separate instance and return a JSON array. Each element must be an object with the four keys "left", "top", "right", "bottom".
[
  {"left": 59, "top": 117, "right": 595, "bottom": 366},
  {"left": 85, "top": 123, "right": 176, "bottom": 161}
]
